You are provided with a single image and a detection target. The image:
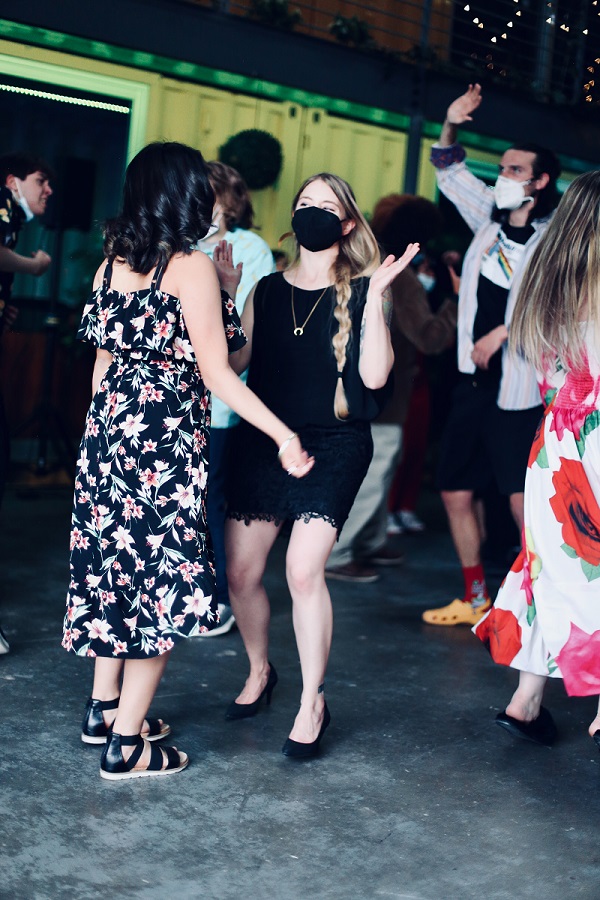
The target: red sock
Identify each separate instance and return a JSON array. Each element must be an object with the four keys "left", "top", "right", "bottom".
[{"left": 462, "top": 564, "right": 488, "bottom": 606}]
